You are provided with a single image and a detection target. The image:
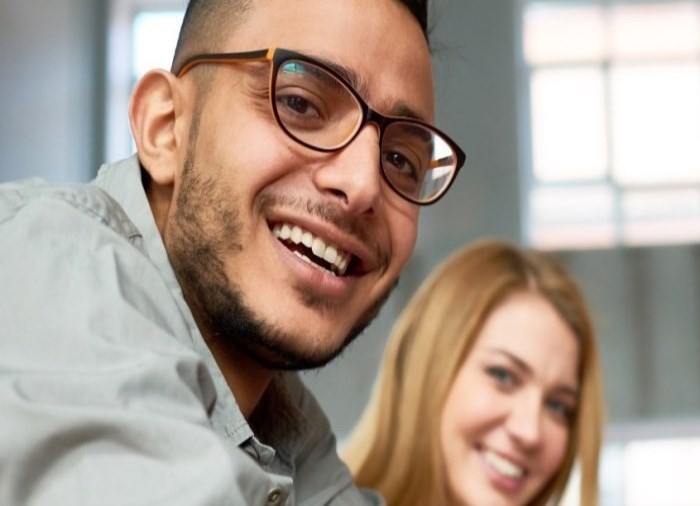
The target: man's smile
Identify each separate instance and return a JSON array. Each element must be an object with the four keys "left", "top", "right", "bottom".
[{"left": 272, "top": 222, "right": 355, "bottom": 276}]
